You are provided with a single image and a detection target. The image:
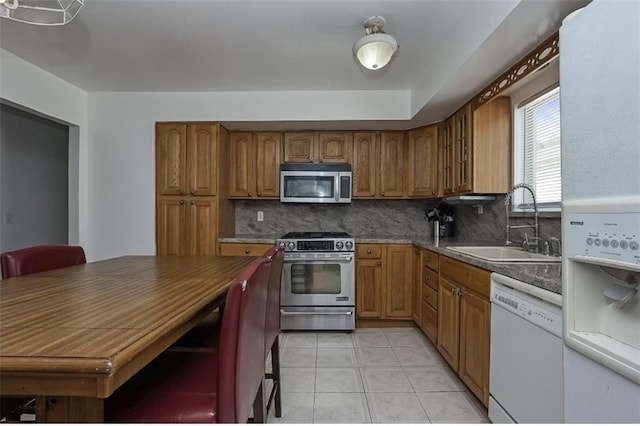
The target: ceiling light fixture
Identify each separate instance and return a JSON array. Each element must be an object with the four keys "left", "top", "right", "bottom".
[
  {"left": 0, "top": 0, "right": 84, "bottom": 26},
  {"left": 353, "top": 16, "right": 398, "bottom": 70}
]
